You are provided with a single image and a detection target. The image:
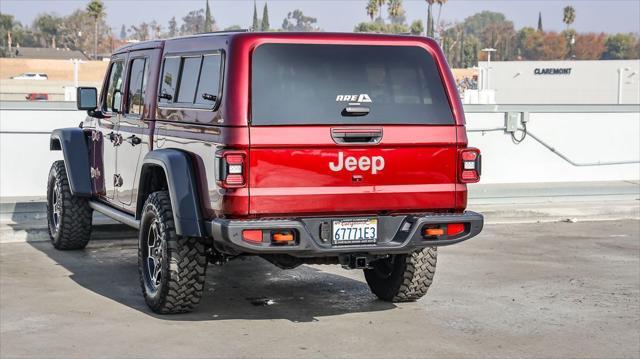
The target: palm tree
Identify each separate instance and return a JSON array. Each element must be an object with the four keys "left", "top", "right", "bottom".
[
  {"left": 86, "top": 0, "right": 105, "bottom": 60},
  {"left": 388, "top": 0, "right": 402, "bottom": 19},
  {"left": 563, "top": 6, "right": 575, "bottom": 31},
  {"left": 426, "top": 0, "right": 435, "bottom": 37},
  {"left": 366, "top": 0, "right": 378, "bottom": 21},
  {"left": 435, "top": 0, "right": 447, "bottom": 26},
  {"left": 435, "top": 0, "right": 447, "bottom": 40}
]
